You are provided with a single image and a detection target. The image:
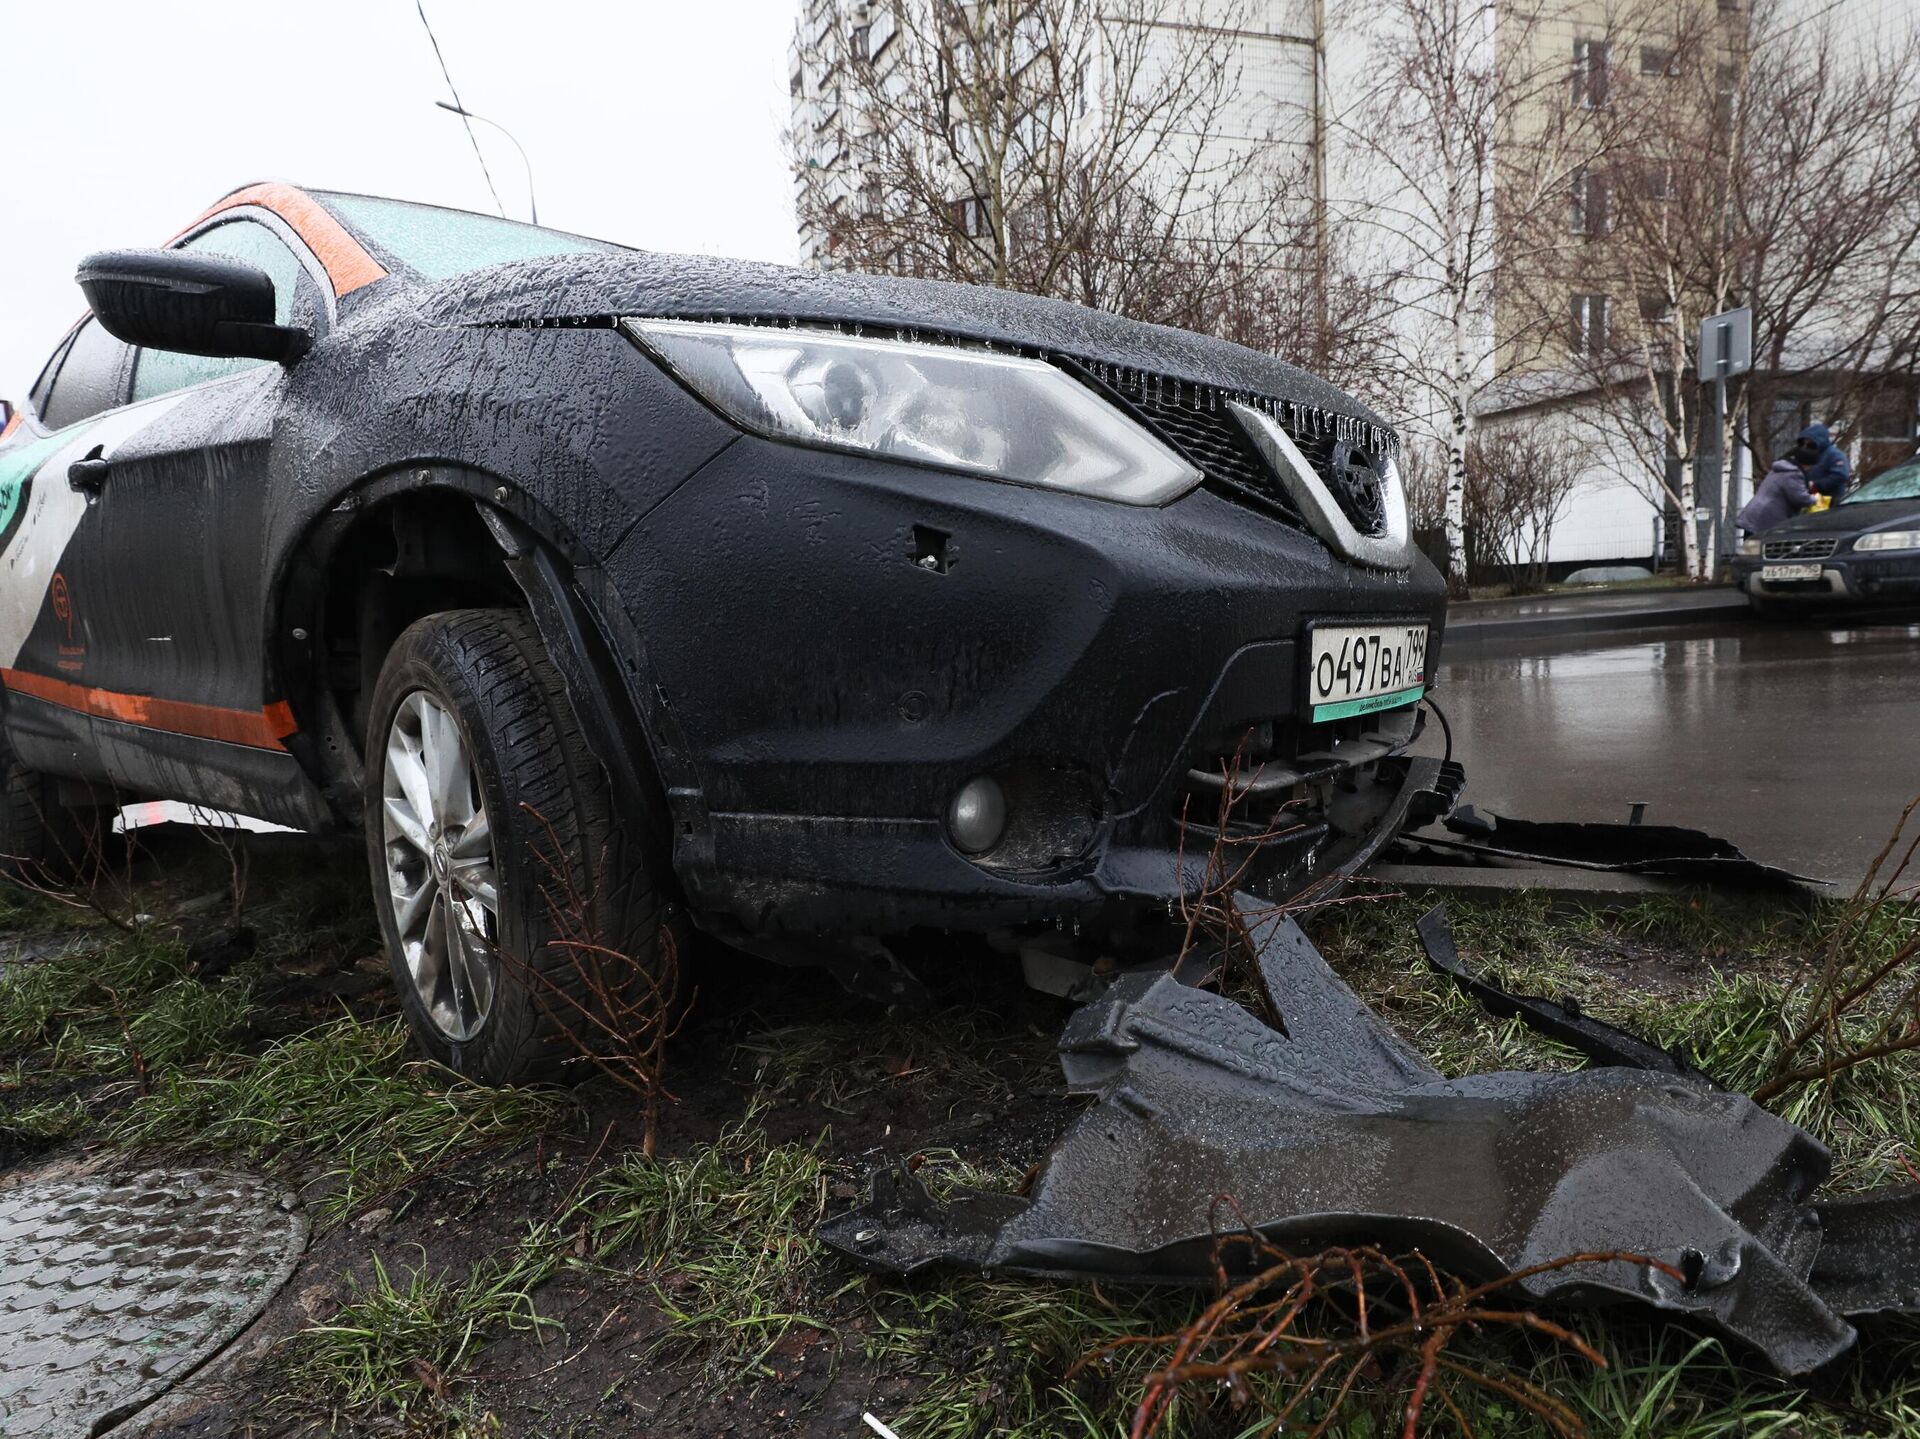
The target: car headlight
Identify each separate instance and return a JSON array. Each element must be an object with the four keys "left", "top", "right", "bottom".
[
  {"left": 1855, "top": 529, "right": 1920, "bottom": 553},
  {"left": 623, "top": 319, "right": 1202, "bottom": 505},
  {"left": 1738, "top": 536, "right": 1761, "bottom": 556}
]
